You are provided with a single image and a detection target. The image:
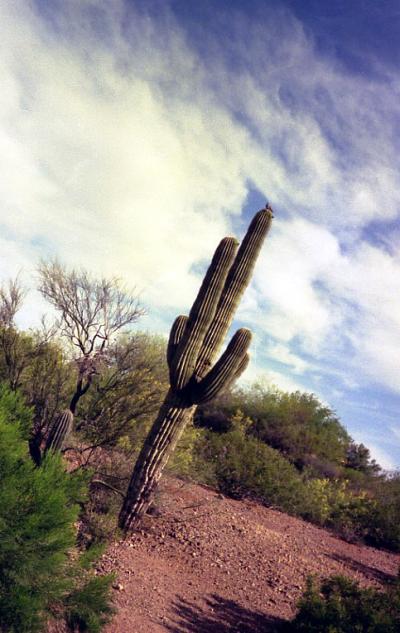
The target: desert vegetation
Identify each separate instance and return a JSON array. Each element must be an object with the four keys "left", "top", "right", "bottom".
[
  {"left": 0, "top": 211, "right": 399, "bottom": 631},
  {"left": 286, "top": 573, "right": 400, "bottom": 632}
]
